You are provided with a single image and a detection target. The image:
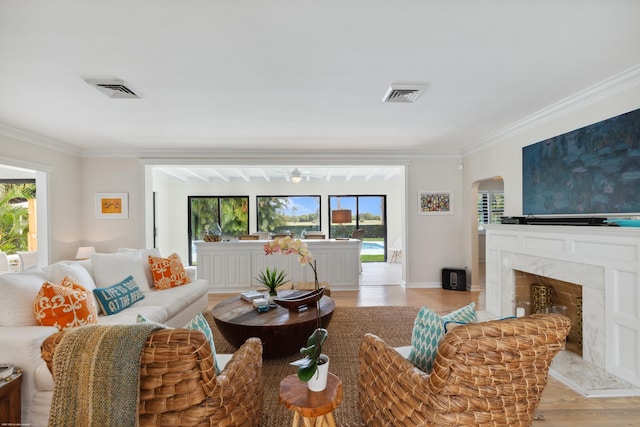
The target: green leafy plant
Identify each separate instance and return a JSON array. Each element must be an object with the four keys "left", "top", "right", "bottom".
[
  {"left": 256, "top": 267, "right": 288, "bottom": 296},
  {"left": 290, "top": 327, "right": 328, "bottom": 382}
]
